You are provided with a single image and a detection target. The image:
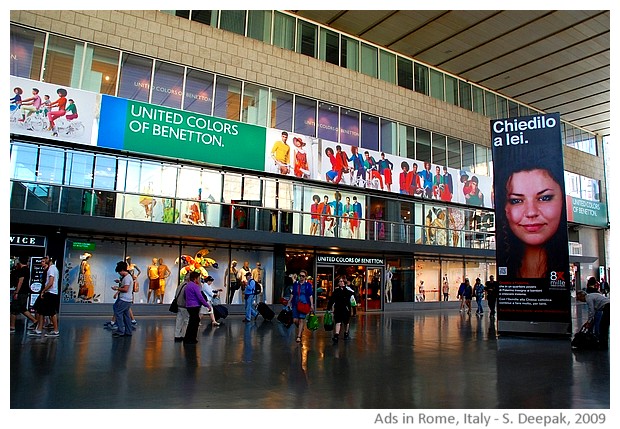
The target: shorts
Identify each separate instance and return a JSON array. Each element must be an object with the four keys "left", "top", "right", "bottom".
[
  {"left": 333, "top": 309, "right": 351, "bottom": 325},
  {"left": 10, "top": 293, "right": 29, "bottom": 315},
  {"left": 291, "top": 304, "right": 307, "bottom": 320},
  {"left": 149, "top": 278, "right": 159, "bottom": 290},
  {"left": 326, "top": 170, "right": 338, "bottom": 181},
  {"left": 37, "top": 293, "right": 60, "bottom": 316},
  {"left": 311, "top": 218, "right": 320, "bottom": 225}
]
